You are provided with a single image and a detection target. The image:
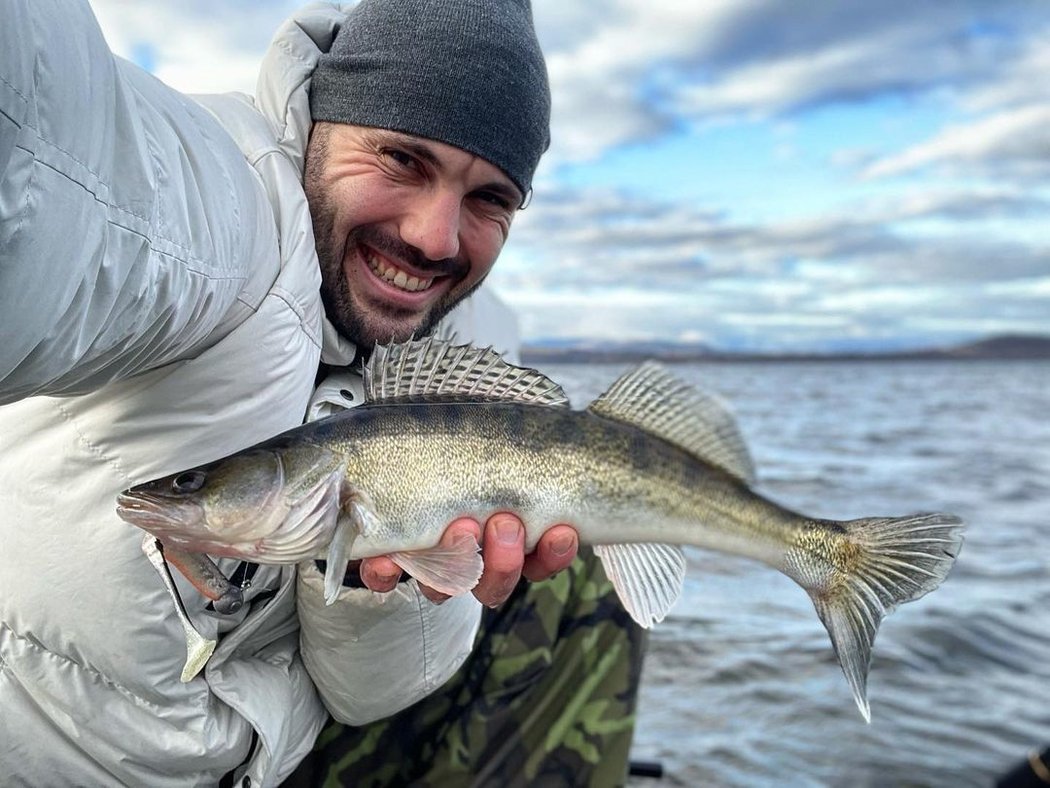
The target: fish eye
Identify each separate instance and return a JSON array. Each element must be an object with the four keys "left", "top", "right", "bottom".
[{"left": 171, "top": 470, "right": 207, "bottom": 495}]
